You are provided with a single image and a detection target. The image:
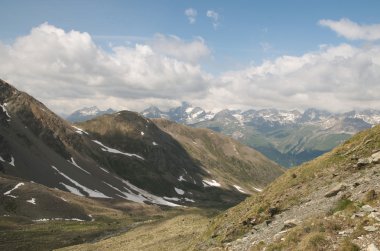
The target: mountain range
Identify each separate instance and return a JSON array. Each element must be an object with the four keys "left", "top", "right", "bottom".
[
  {"left": 0, "top": 79, "right": 283, "bottom": 212},
  {"left": 58, "top": 109, "right": 380, "bottom": 251},
  {"left": 66, "top": 106, "right": 116, "bottom": 122},
  {"left": 140, "top": 103, "right": 380, "bottom": 167},
  {"left": 2, "top": 78, "right": 380, "bottom": 250}
]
